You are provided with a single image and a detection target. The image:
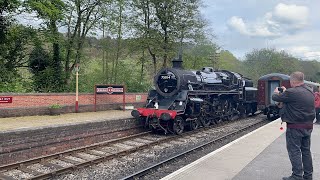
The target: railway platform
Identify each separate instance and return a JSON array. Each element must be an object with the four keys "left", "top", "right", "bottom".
[
  {"left": 162, "top": 119, "right": 320, "bottom": 180},
  {"left": 0, "top": 110, "right": 143, "bottom": 166},
  {"left": 0, "top": 110, "right": 132, "bottom": 132}
]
